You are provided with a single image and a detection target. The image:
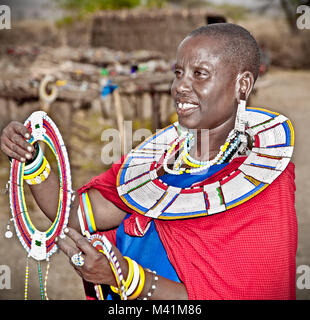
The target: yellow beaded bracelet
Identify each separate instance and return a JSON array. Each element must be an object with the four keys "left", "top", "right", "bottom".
[
  {"left": 23, "top": 156, "right": 48, "bottom": 180},
  {"left": 127, "top": 264, "right": 145, "bottom": 300},
  {"left": 28, "top": 164, "right": 50, "bottom": 186},
  {"left": 24, "top": 158, "right": 51, "bottom": 186},
  {"left": 110, "top": 256, "right": 134, "bottom": 294}
]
